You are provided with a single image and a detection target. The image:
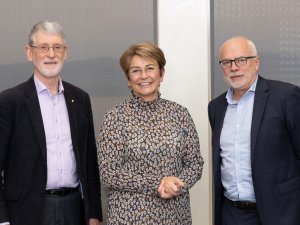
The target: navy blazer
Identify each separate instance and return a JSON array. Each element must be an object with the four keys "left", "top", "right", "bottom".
[
  {"left": 208, "top": 75, "right": 300, "bottom": 225},
  {"left": 0, "top": 76, "right": 102, "bottom": 225}
]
